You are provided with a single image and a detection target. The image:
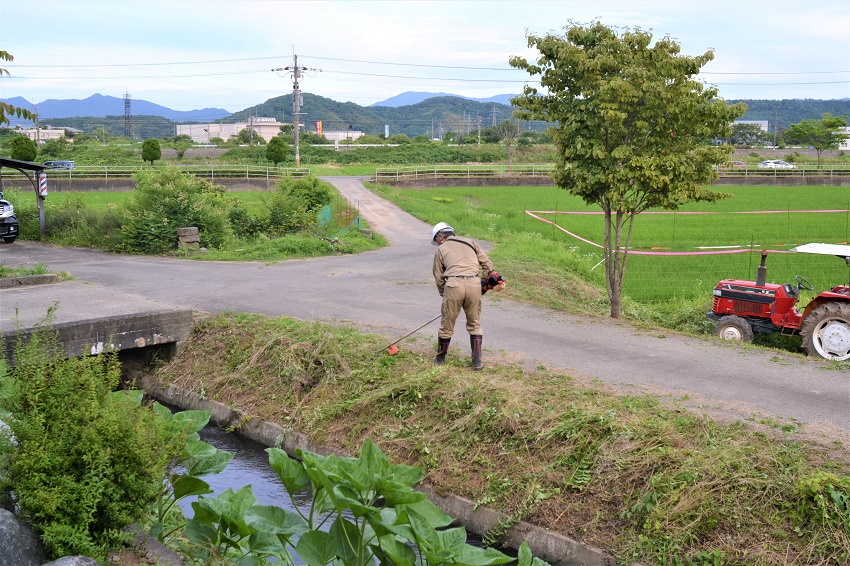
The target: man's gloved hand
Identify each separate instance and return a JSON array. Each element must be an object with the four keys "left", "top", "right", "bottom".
[{"left": 481, "top": 271, "right": 505, "bottom": 295}]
